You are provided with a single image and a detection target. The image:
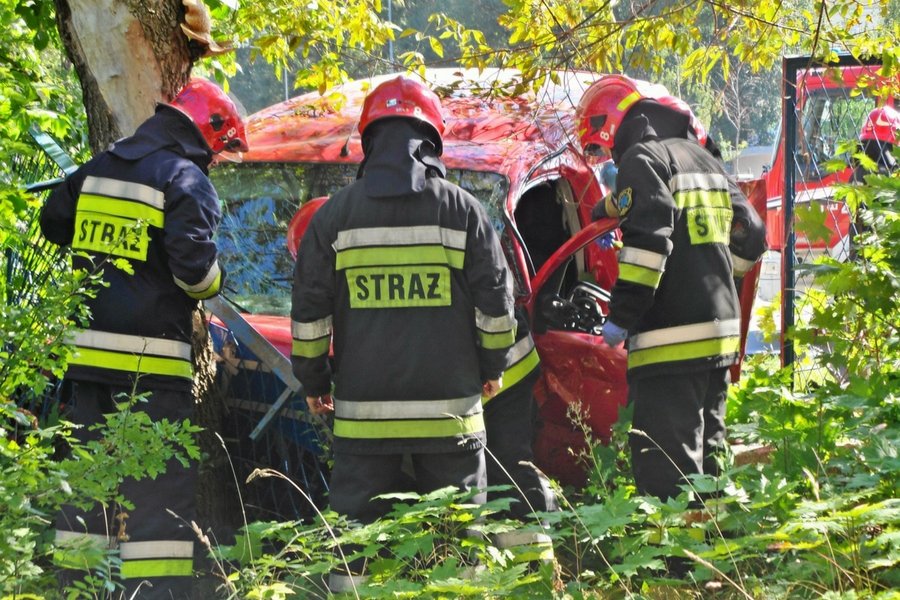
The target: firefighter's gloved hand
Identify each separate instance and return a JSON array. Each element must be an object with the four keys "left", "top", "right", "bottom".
[
  {"left": 595, "top": 232, "right": 617, "bottom": 250},
  {"left": 599, "top": 161, "right": 618, "bottom": 193},
  {"left": 602, "top": 320, "right": 627, "bottom": 347}
]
